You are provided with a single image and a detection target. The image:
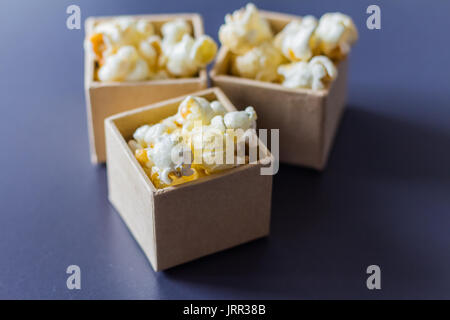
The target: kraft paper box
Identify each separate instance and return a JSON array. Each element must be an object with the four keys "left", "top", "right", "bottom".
[
  {"left": 105, "top": 87, "right": 273, "bottom": 271},
  {"left": 85, "top": 14, "right": 208, "bottom": 164},
  {"left": 210, "top": 11, "right": 349, "bottom": 170}
]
